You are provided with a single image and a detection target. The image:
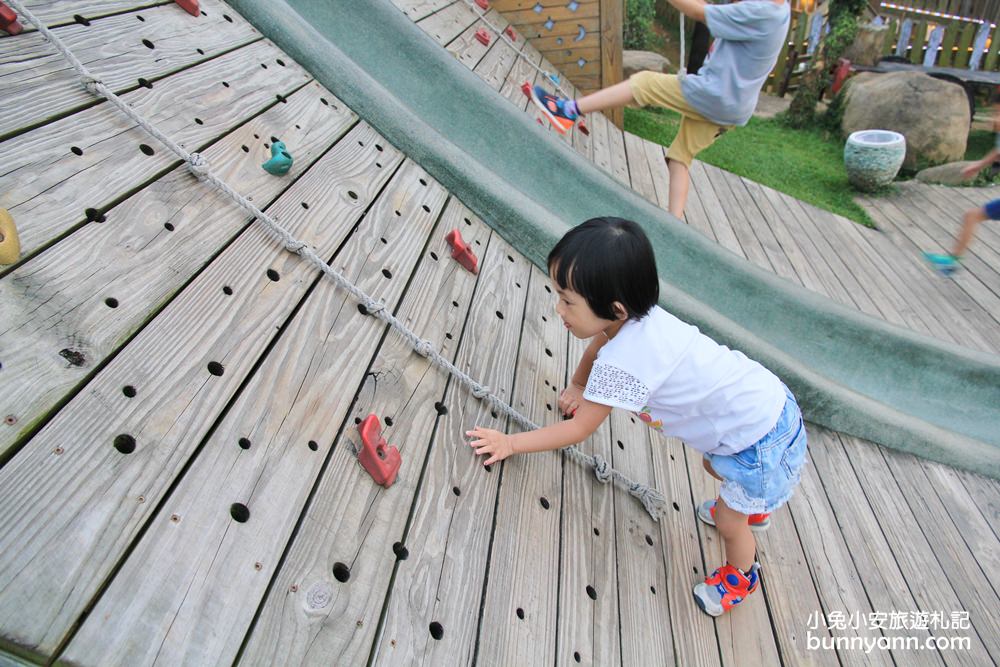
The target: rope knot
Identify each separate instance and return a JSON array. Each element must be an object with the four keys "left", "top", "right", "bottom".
[
  {"left": 470, "top": 383, "right": 491, "bottom": 399},
  {"left": 187, "top": 153, "right": 210, "bottom": 179},
  {"left": 414, "top": 339, "right": 435, "bottom": 357},
  {"left": 629, "top": 484, "right": 666, "bottom": 521},
  {"left": 81, "top": 75, "right": 105, "bottom": 96},
  {"left": 284, "top": 238, "right": 306, "bottom": 253},
  {"left": 362, "top": 299, "right": 385, "bottom": 315},
  {"left": 592, "top": 455, "right": 612, "bottom": 484}
]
